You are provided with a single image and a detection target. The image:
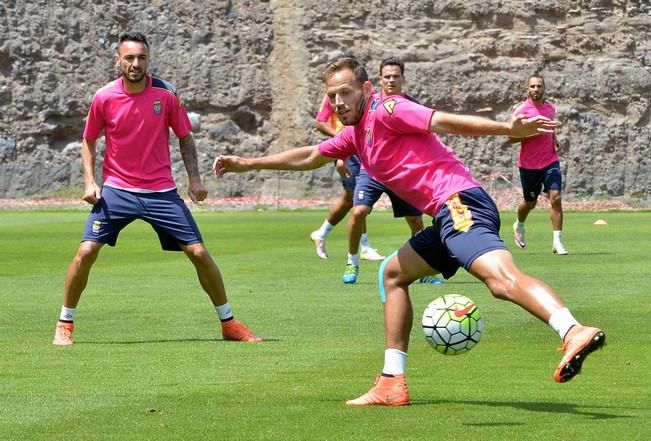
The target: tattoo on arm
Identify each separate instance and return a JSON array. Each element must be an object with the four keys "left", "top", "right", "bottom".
[{"left": 179, "top": 135, "right": 200, "bottom": 179}]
